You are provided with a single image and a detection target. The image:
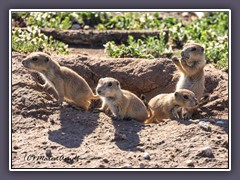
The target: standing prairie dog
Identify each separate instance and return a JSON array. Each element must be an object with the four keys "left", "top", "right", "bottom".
[
  {"left": 22, "top": 52, "right": 99, "bottom": 110},
  {"left": 172, "top": 42, "right": 208, "bottom": 118},
  {"left": 96, "top": 77, "right": 148, "bottom": 122},
  {"left": 144, "top": 89, "right": 198, "bottom": 124}
]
